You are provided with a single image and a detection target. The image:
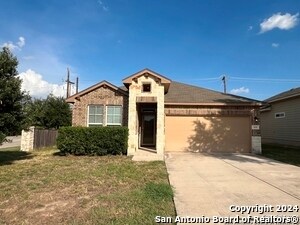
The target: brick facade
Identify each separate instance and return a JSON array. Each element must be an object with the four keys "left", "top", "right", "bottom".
[
  {"left": 67, "top": 69, "right": 261, "bottom": 157},
  {"left": 165, "top": 105, "right": 258, "bottom": 116},
  {"left": 71, "top": 86, "right": 128, "bottom": 127}
]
